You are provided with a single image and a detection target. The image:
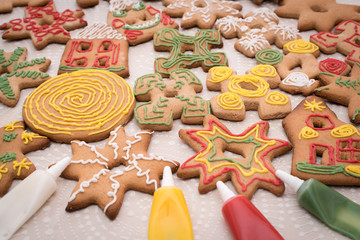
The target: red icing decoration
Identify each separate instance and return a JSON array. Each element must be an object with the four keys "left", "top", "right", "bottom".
[
  {"left": 305, "top": 114, "right": 335, "bottom": 130},
  {"left": 161, "top": 13, "right": 175, "bottom": 25},
  {"left": 147, "top": 6, "right": 160, "bottom": 15},
  {"left": 69, "top": 57, "right": 88, "bottom": 67},
  {"left": 97, "top": 40, "right": 113, "bottom": 53},
  {"left": 319, "top": 58, "right": 348, "bottom": 75},
  {"left": 124, "top": 30, "right": 143, "bottom": 40},
  {"left": 309, "top": 143, "right": 335, "bottom": 165},
  {"left": 112, "top": 19, "right": 125, "bottom": 29},
  {"left": 93, "top": 56, "right": 110, "bottom": 68},
  {"left": 336, "top": 138, "right": 360, "bottom": 163}
]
